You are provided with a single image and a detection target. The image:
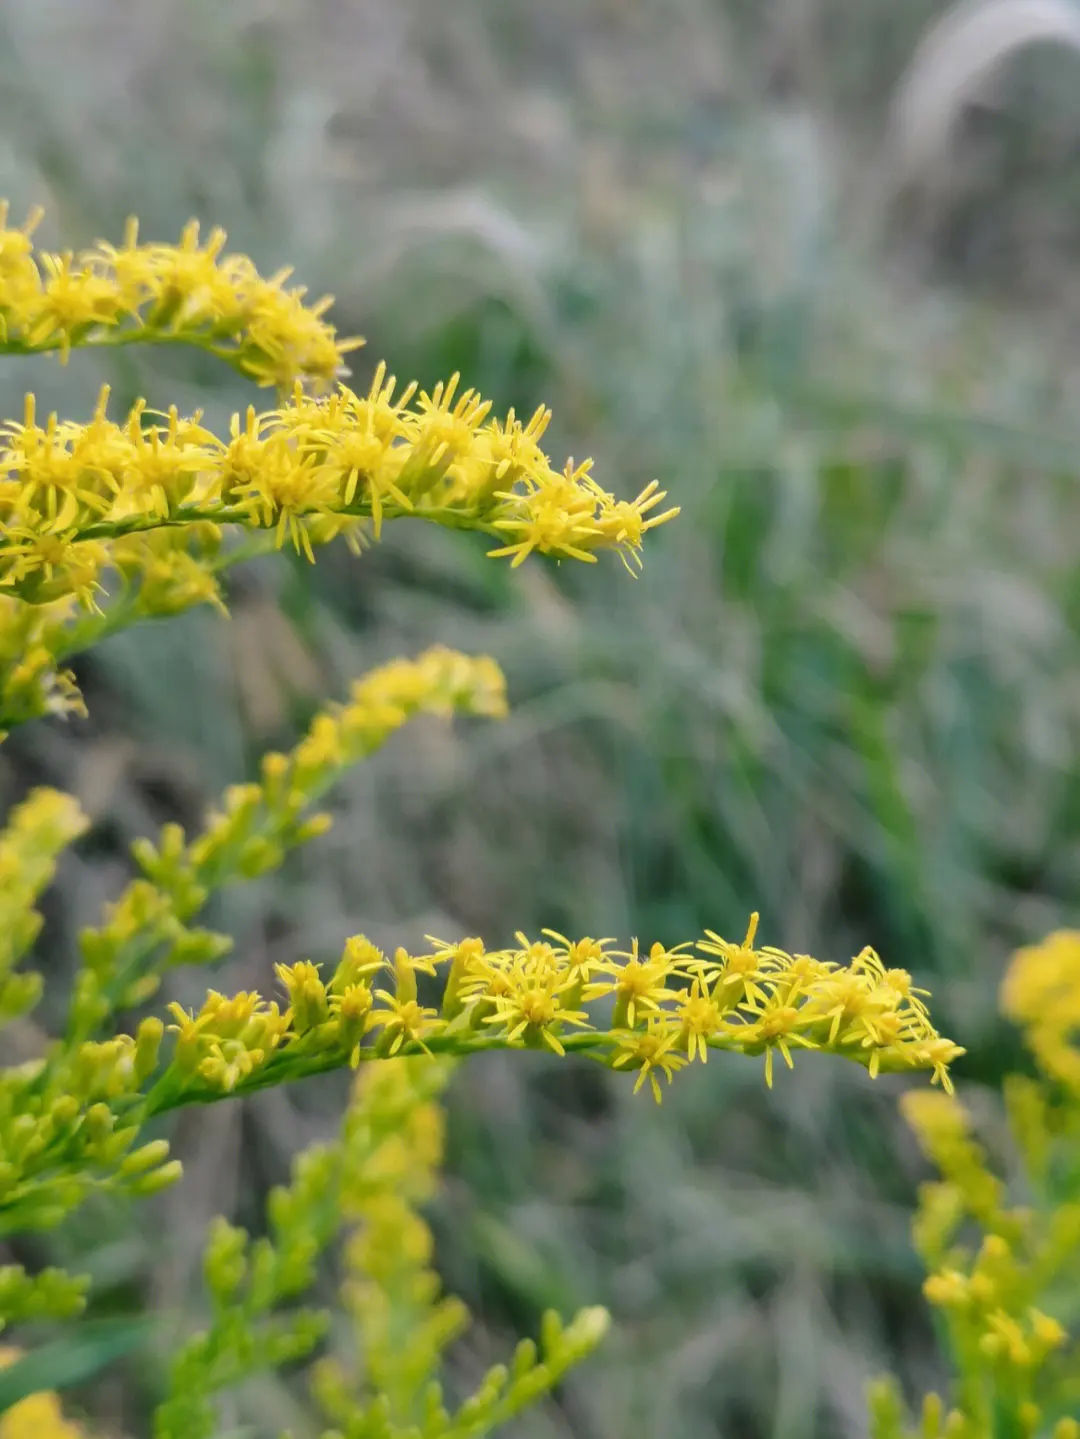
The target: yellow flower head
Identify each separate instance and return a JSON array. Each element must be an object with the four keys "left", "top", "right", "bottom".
[{"left": 0, "top": 1348, "right": 87, "bottom": 1439}]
